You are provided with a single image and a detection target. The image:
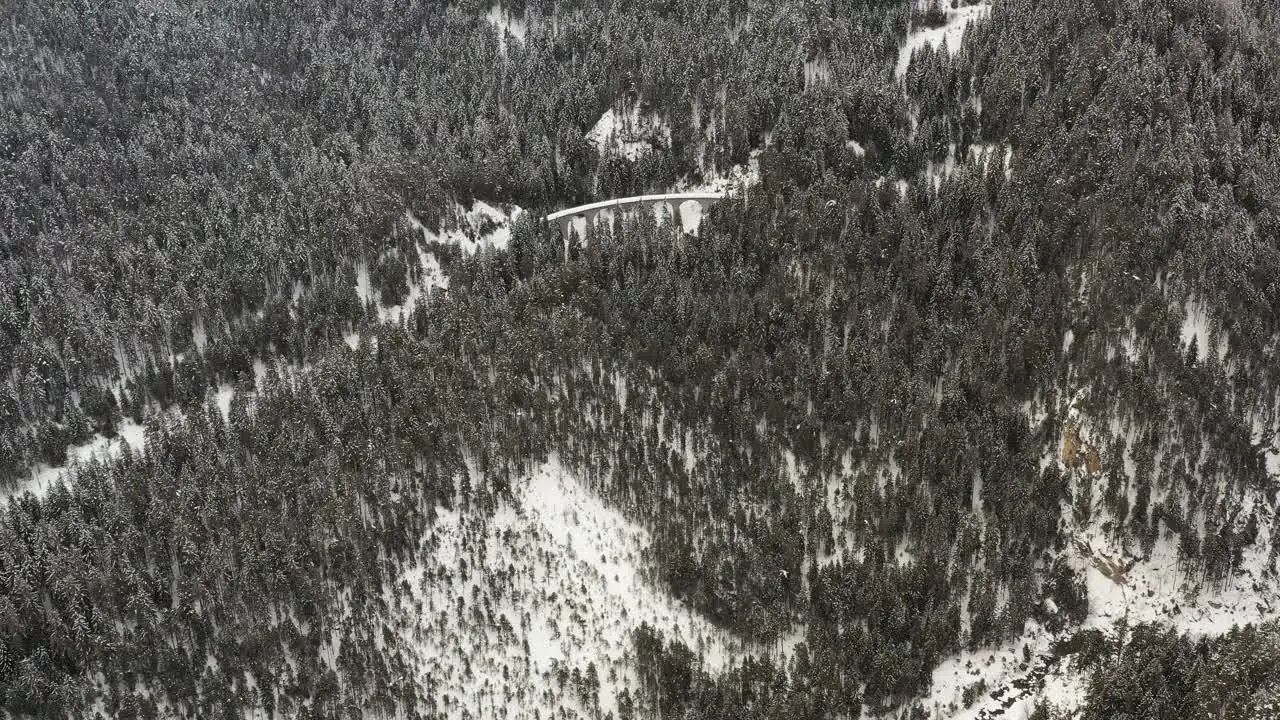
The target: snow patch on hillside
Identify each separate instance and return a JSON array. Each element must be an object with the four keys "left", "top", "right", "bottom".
[
  {"left": 485, "top": 3, "right": 527, "bottom": 56},
  {"left": 411, "top": 201, "right": 524, "bottom": 256},
  {"left": 370, "top": 248, "right": 451, "bottom": 327},
  {"left": 588, "top": 104, "right": 672, "bottom": 161},
  {"left": 915, "top": 385, "right": 1280, "bottom": 720},
  {"left": 1180, "top": 297, "right": 1219, "bottom": 362},
  {"left": 118, "top": 417, "right": 146, "bottom": 451},
  {"left": 679, "top": 202, "right": 704, "bottom": 234},
  {"left": 917, "top": 140, "right": 1011, "bottom": 193},
  {"left": 390, "top": 459, "right": 795, "bottom": 719},
  {"left": 354, "top": 260, "right": 373, "bottom": 306},
  {"left": 969, "top": 143, "right": 1003, "bottom": 174},
  {"left": 192, "top": 316, "right": 208, "bottom": 353},
  {"left": 348, "top": 201, "right": 518, "bottom": 327},
  {"left": 942, "top": 511, "right": 1280, "bottom": 720},
  {"left": 1061, "top": 393, "right": 1280, "bottom": 638},
  {"left": 354, "top": 245, "right": 439, "bottom": 332},
  {"left": 215, "top": 384, "right": 235, "bottom": 421},
  {"left": 3, "top": 417, "right": 148, "bottom": 502},
  {"left": 1033, "top": 667, "right": 1089, "bottom": 716},
  {"left": 896, "top": 1, "right": 991, "bottom": 79},
  {"left": 680, "top": 154, "right": 761, "bottom": 196},
  {"left": 1071, "top": 508, "right": 1280, "bottom": 638},
  {"left": 804, "top": 55, "right": 831, "bottom": 89},
  {"left": 919, "top": 620, "right": 1056, "bottom": 720},
  {"left": 926, "top": 143, "right": 959, "bottom": 191},
  {"left": 950, "top": 656, "right": 1088, "bottom": 720}
]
